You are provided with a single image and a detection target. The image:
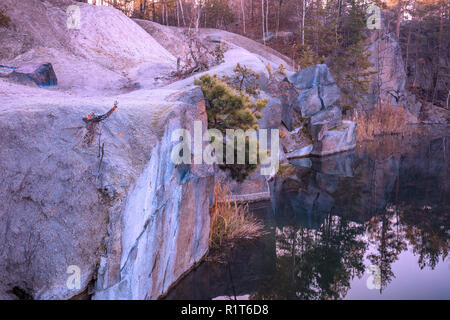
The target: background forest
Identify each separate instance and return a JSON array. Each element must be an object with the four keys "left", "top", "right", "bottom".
[{"left": 83, "top": 0, "right": 449, "bottom": 108}]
